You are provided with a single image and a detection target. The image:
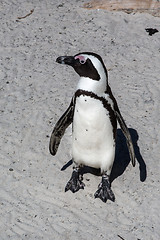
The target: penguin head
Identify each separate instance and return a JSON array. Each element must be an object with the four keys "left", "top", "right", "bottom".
[
  {"left": 56, "top": 52, "right": 108, "bottom": 81},
  {"left": 56, "top": 52, "right": 108, "bottom": 93}
]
